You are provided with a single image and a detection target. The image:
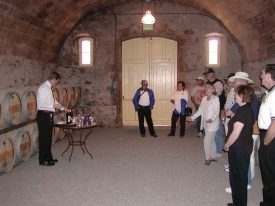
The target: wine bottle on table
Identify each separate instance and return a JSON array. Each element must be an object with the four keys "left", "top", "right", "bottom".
[{"left": 66, "top": 109, "right": 73, "bottom": 124}]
